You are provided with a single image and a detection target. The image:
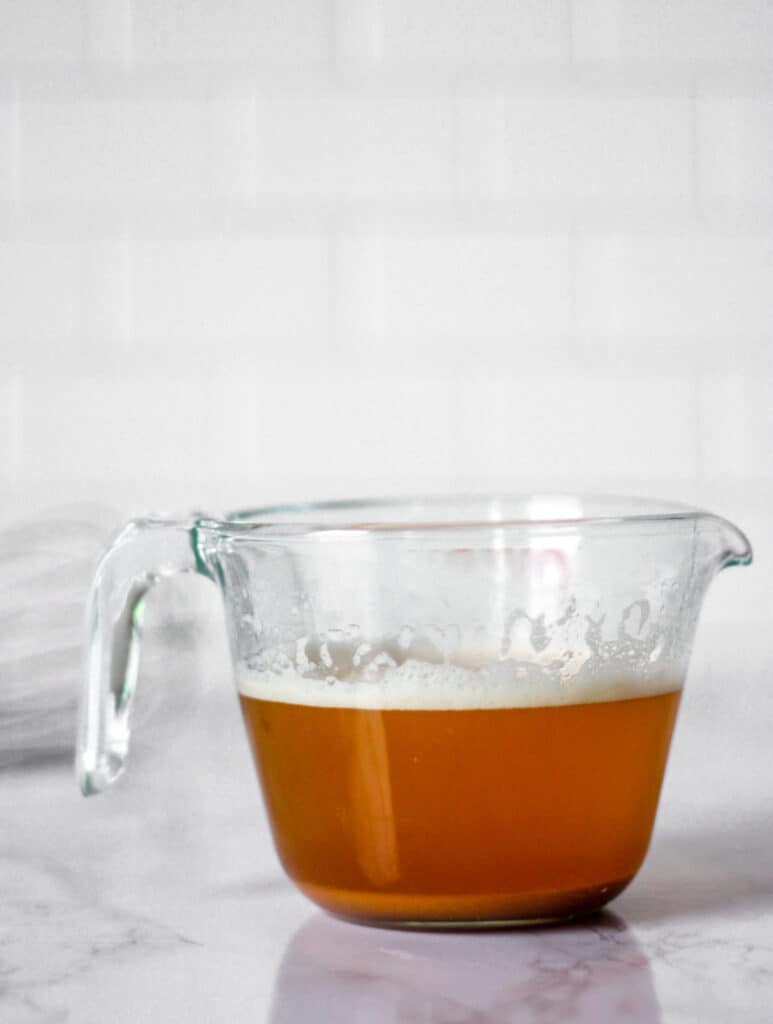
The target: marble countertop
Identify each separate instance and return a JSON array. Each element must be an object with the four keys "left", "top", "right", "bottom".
[{"left": 1, "top": 592, "right": 771, "bottom": 1023}]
